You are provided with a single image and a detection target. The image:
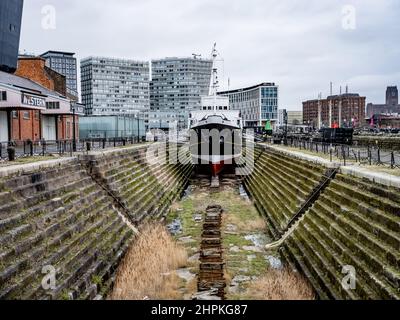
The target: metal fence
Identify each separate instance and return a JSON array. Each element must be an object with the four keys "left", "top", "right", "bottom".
[
  {"left": 267, "top": 137, "right": 400, "bottom": 169},
  {"left": 0, "top": 137, "right": 146, "bottom": 161}
]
